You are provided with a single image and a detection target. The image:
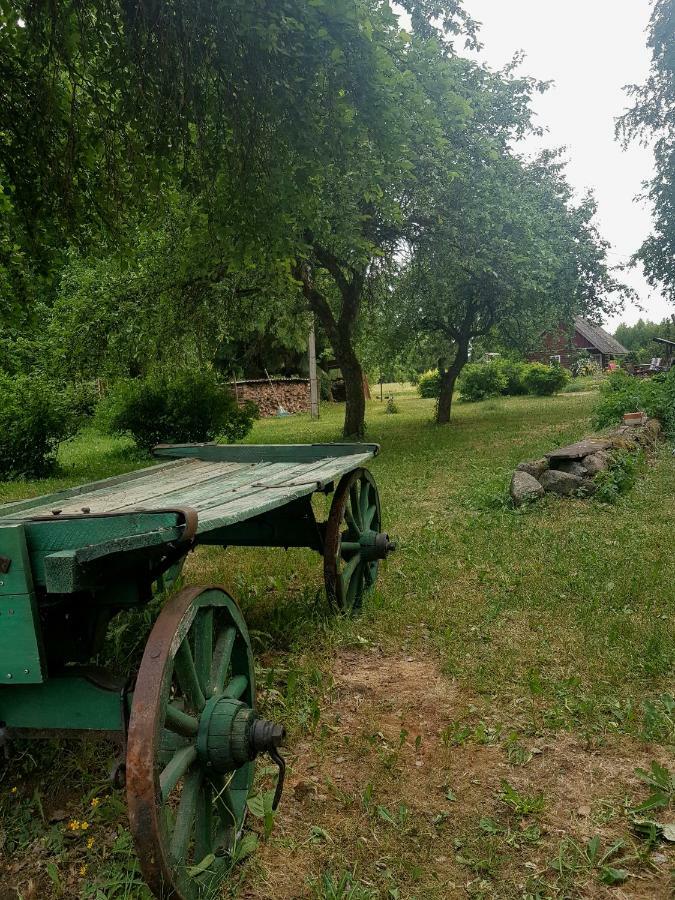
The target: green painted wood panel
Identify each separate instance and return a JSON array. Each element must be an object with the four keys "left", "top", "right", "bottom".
[
  {"left": 0, "top": 676, "right": 124, "bottom": 731},
  {"left": 0, "top": 524, "right": 44, "bottom": 684}
]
